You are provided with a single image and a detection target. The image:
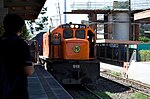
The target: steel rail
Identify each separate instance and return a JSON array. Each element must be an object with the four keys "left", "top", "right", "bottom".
[{"left": 100, "top": 71, "right": 150, "bottom": 96}]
